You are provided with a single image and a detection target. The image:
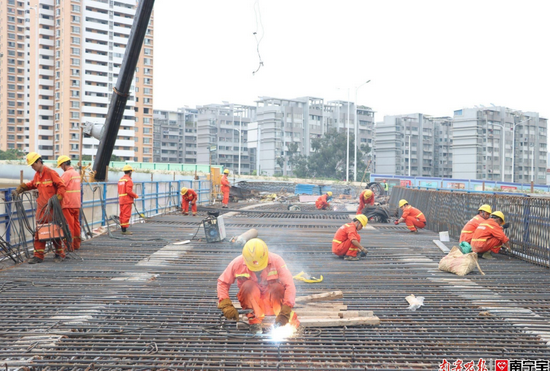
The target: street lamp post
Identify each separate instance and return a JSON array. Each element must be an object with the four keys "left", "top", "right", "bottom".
[{"left": 354, "top": 80, "right": 371, "bottom": 182}]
